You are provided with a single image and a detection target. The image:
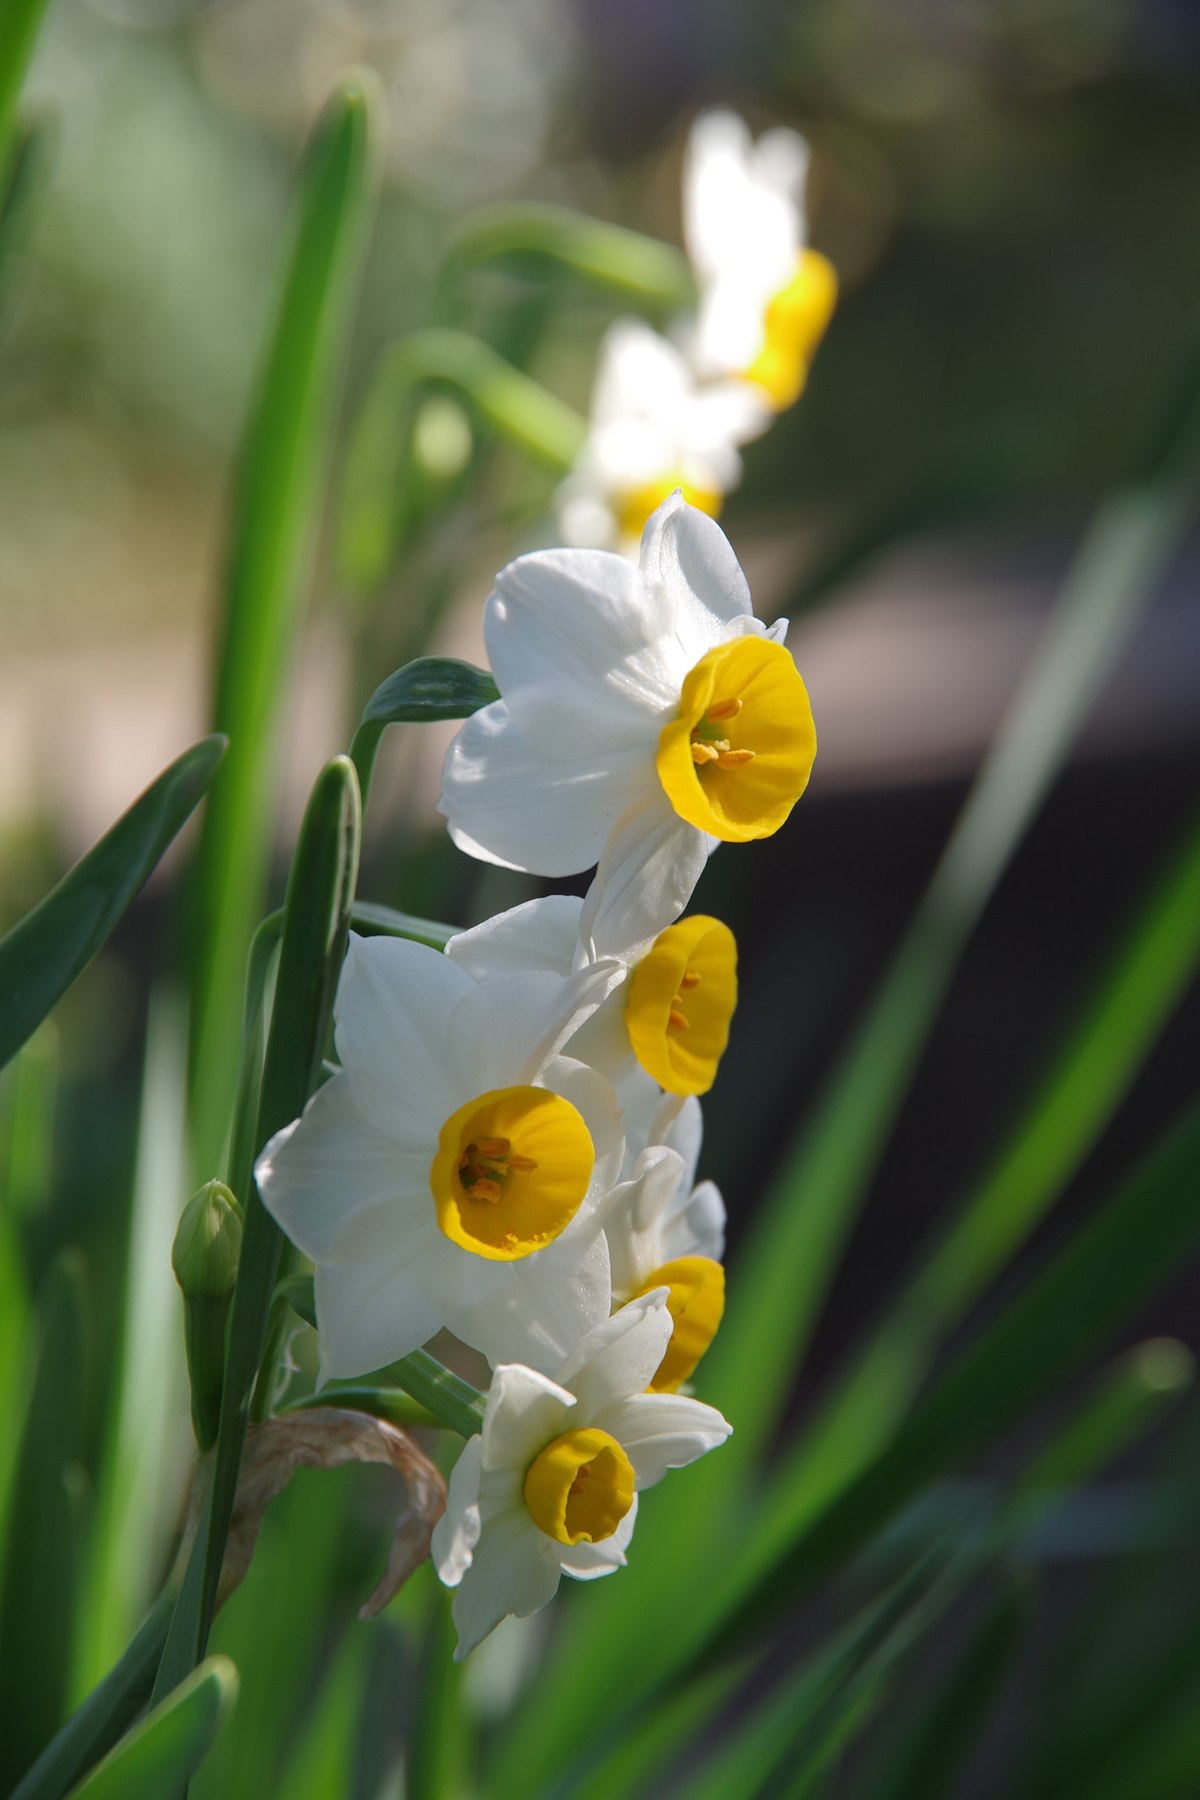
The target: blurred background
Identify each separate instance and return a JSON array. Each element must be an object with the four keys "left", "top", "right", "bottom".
[{"left": 4, "top": 0, "right": 1200, "bottom": 1793}]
